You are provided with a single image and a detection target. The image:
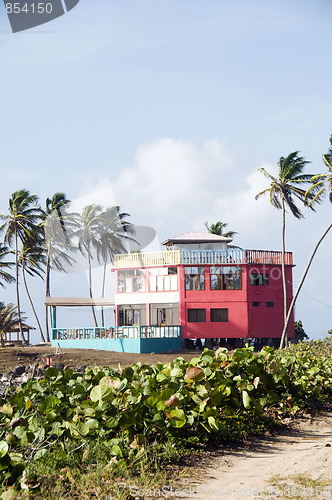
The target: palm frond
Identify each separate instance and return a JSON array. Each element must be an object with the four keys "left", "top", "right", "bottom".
[
  {"left": 254, "top": 187, "right": 271, "bottom": 200},
  {"left": 257, "top": 168, "right": 278, "bottom": 183},
  {"left": 282, "top": 190, "right": 304, "bottom": 219}
]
